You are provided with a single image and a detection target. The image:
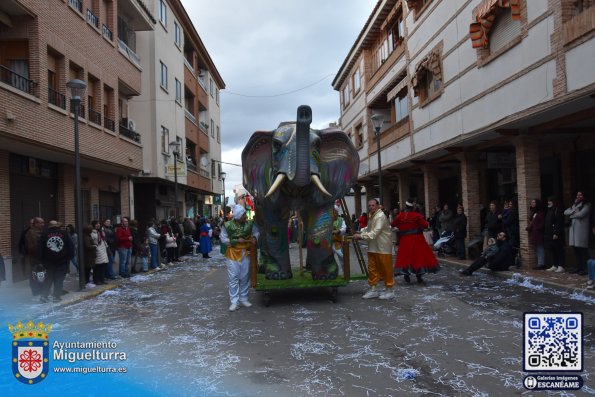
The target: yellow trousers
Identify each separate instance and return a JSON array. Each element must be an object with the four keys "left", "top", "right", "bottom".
[{"left": 367, "top": 252, "right": 394, "bottom": 288}]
